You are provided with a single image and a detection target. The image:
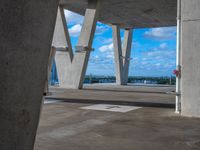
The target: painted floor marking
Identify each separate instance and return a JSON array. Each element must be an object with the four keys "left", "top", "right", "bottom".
[{"left": 80, "top": 104, "right": 141, "bottom": 113}]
